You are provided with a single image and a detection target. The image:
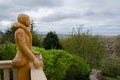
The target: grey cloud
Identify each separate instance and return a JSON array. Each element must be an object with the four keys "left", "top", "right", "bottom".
[
  {"left": 85, "top": 10, "right": 95, "bottom": 16},
  {"left": 0, "top": 0, "right": 63, "bottom": 7},
  {"left": 41, "top": 11, "right": 81, "bottom": 22},
  {"left": 0, "top": 0, "right": 120, "bottom": 34},
  {"left": 0, "top": 3, "right": 14, "bottom": 20},
  {"left": 92, "top": 25, "right": 120, "bottom": 34},
  {"left": 41, "top": 8, "right": 120, "bottom": 23},
  {"left": 91, "top": 24, "right": 120, "bottom": 33},
  {"left": 84, "top": 9, "right": 120, "bottom": 17},
  {"left": 0, "top": 0, "right": 63, "bottom": 21},
  {"left": 12, "top": 0, "right": 63, "bottom": 8}
]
